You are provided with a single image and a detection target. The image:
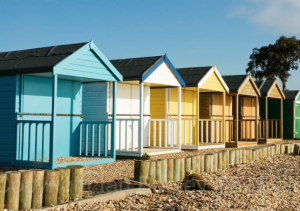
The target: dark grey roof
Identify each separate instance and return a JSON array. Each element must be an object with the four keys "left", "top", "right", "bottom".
[
  {"left": 110, "top": 56, "right": 163, "bottom": 80},
  {"left": 0, "top": 42, "right": 87, "bottom": 76},
  {"left": 222, "top": 75, "right": 248, "bottom": 93},
  {"left": 258, "top": 79, "right": 275, "bottom": 96},
  {"left": 255, "top": 80, "right": 265, "bottom": 89},
  {"left": 283, "top": 90, "right": 300, "bottom": 100},
  {"left": 176, "top": 66, "right": 212, "bottom": 87}
]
